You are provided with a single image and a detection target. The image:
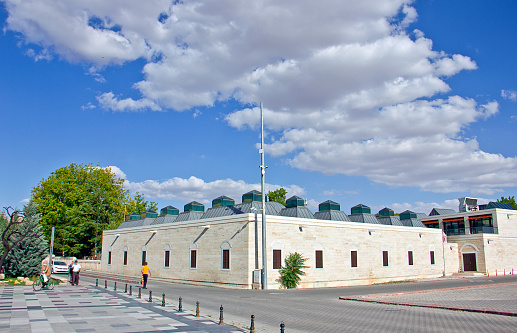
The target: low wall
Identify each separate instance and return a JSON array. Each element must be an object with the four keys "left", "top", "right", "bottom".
[{"left": 78, "top": 260, "right": 101, "bottom": 271}]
